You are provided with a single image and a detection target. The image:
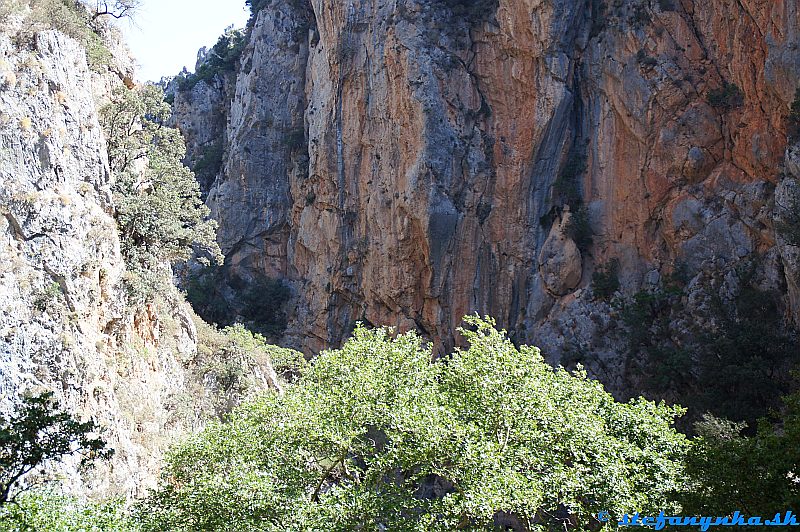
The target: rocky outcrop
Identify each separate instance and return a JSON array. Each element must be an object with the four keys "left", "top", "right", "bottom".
[
  {"left": 0, "top": 27, "right": 184, "bottom": 499},
  {"left": 539, "top": 211, "right": 583, "bottom": 296},
  {"left": 777, "top": 145, "right": 800, "bottom": 326},
  {"left": 173, "top": 0, "right": 800, "bottom": 369}
]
